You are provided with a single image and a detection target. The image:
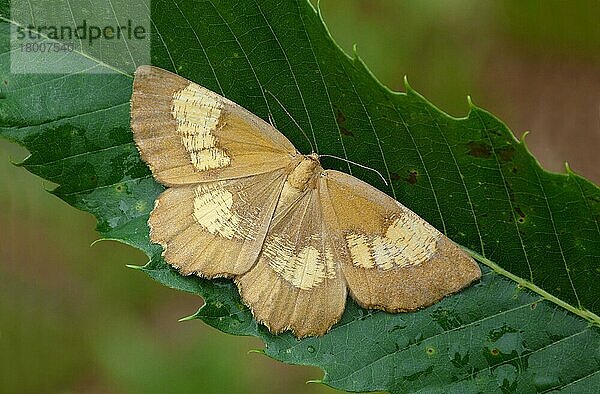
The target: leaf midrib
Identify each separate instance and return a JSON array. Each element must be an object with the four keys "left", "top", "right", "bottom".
[{"left": 468, "top": 249, "right": 600, "bottom": 325}]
